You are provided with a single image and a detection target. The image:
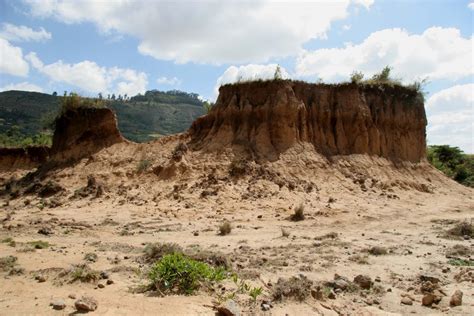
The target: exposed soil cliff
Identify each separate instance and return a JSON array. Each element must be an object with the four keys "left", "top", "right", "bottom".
[
  {"left": 189, "top": 81, "right": 427, "bottom": 162},
  {"left": 50, "top": 107, "right": 125, "bottom": 163},
  {"left": 0, "top": 146, "right": 49, "bottom": 171}
]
